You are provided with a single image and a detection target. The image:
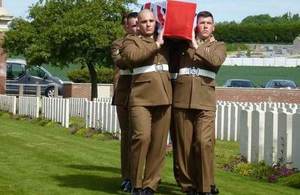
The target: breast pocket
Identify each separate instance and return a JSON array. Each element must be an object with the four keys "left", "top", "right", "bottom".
[{"left": 197, "top": 78, "right": 216, "bottom": 107}]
